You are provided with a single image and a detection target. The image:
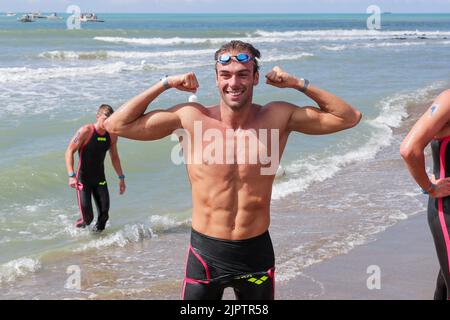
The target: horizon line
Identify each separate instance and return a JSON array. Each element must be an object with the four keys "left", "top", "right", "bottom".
[{"left": 3, "top": 11, "right": 450, "bottom": 14}]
